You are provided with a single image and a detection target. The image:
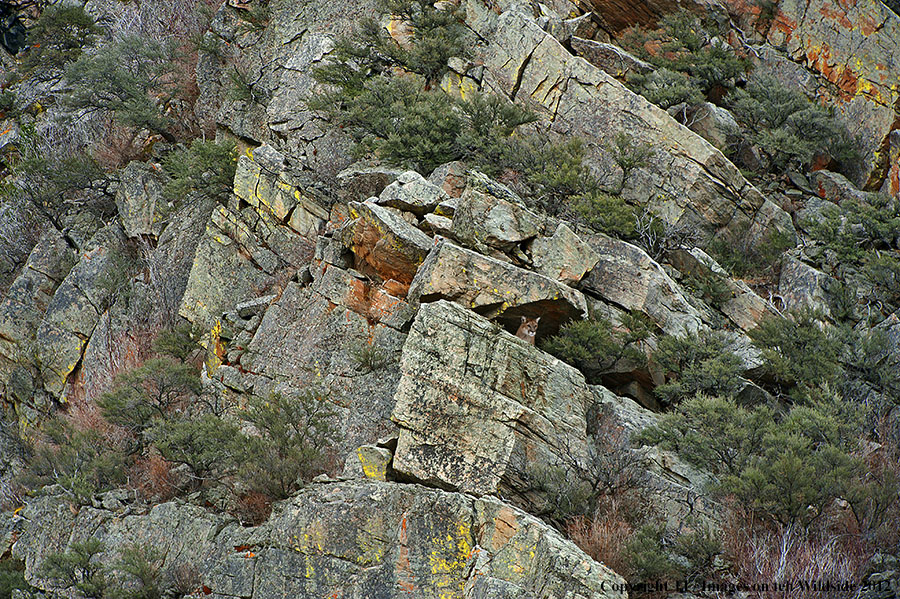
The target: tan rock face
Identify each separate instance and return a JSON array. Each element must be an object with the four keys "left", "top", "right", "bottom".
[
  {"left": 408, "top": 240, "right": 589, "bottom": 334},
  {"left": 391, "top": 300, "right": 594, "bottom": 498},
  {"left": 579, "top": 233, "right": 704, "bottom": 335},
  {"left": 345, "top": 201, "right": 434, "bottom": 289}
]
